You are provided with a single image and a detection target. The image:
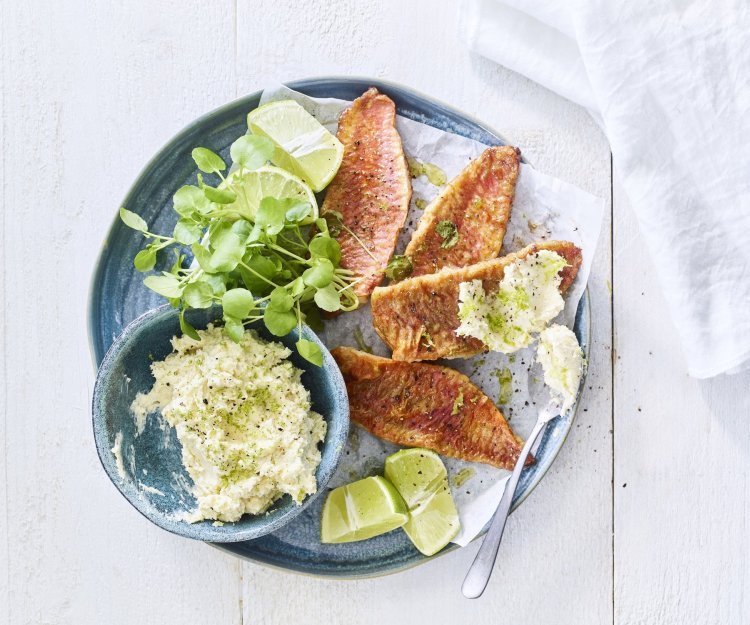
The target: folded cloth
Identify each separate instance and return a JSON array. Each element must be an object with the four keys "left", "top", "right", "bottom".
[{"left": 461, "top": 0, "right": 750, "bottom": 377}]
